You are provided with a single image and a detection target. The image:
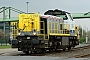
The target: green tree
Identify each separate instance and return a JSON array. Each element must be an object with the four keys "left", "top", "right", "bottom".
[
  {"left": 79, "top": 25, "right": 86, "bottom": 38},
  {"left": 79, "top": 25, "right": 87, "bottom": 43},
  {"left": 0, "top": 29, "right": 4, "bottom": 38}
]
